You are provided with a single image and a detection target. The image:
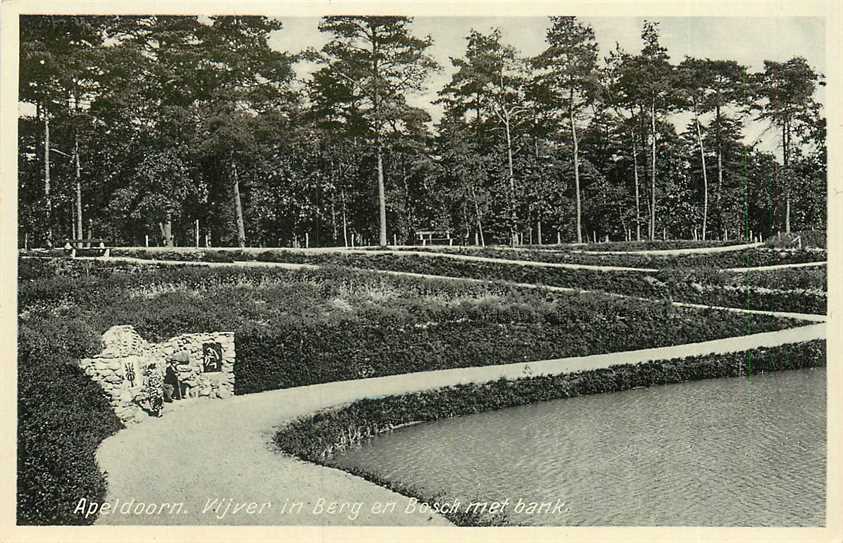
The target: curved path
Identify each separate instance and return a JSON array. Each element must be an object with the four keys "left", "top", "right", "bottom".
[
  {"left": 86, "top": 256, "right": 828, "bottom": 322},
  {"left": 572, "top": 241, "right": 763, "bottom": 256},
  {"left": 95, "top": 320, "right": 826, "bottom": 526},
  {"left": 725, "top": 261, "right": 827, "bottom": 272},
  {"left": 91, "top": 245, "right": 826, "bottom": 274}
]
